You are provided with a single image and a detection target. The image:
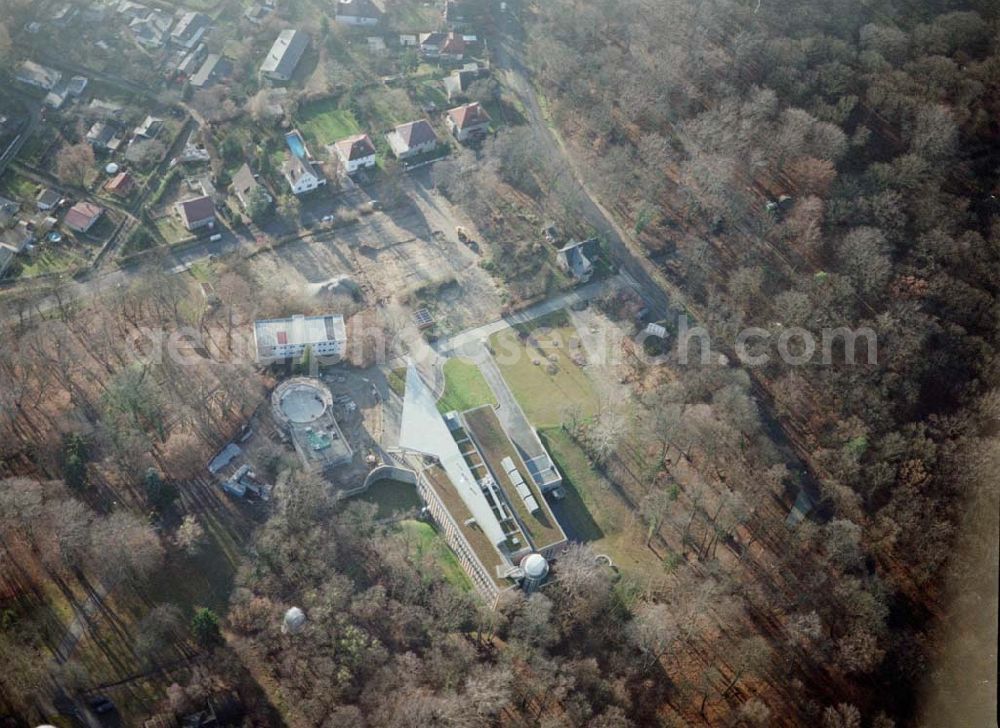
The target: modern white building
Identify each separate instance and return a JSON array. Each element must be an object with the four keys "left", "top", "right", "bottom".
[
  {"left": 253, "top": 314, "right": 347, "bottom": 363},
  {"left": 394, "top": 364, "right": 566, "bottom": 602}
]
